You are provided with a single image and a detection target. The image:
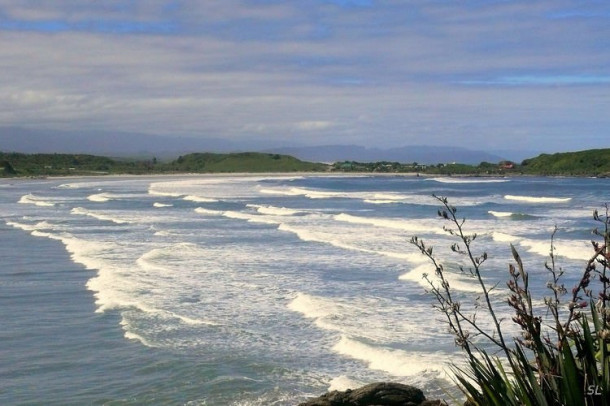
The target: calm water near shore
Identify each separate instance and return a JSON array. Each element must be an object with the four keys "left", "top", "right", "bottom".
[{"left": 1, "top": 174, "right": 609, "bottom": 405}]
